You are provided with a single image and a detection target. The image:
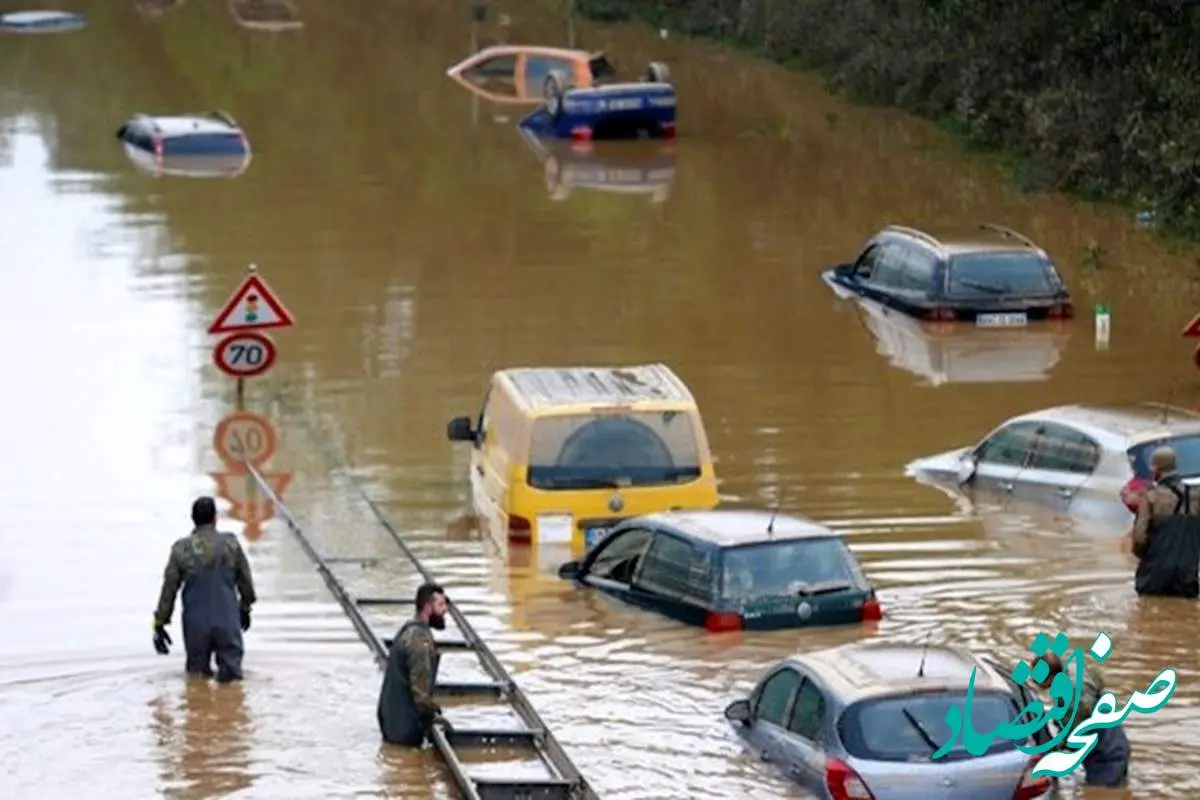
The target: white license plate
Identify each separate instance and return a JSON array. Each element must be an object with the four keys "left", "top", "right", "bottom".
[
  {"left": 584, "top": 526, "right": 612, "bottom": 549},
  {"left": 976, "top": 312, "right": 1028, "bottom": 328}
]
